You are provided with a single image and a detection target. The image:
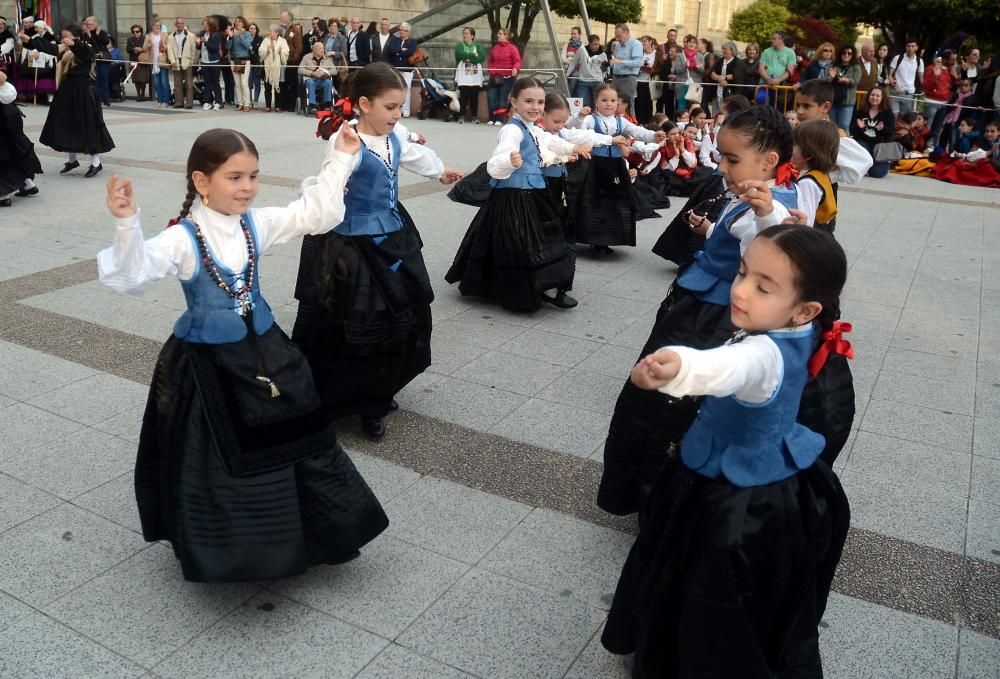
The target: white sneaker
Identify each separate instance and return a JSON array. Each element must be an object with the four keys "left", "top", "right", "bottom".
[
  {"left": 202, "top": 102, "right": 211, "bottom": 110},
  {"left": 212, "top": 103, "right": 221, "bottom": 111}
]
